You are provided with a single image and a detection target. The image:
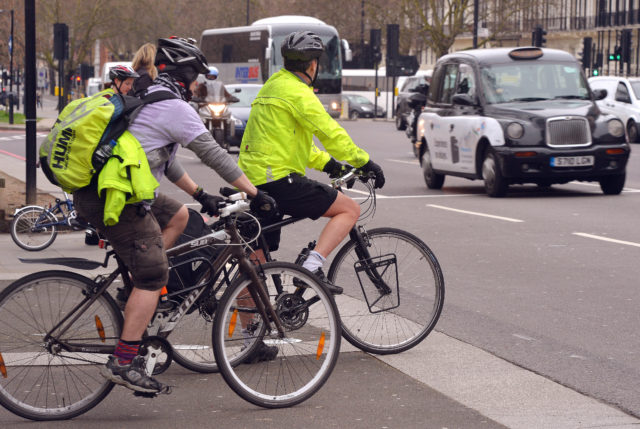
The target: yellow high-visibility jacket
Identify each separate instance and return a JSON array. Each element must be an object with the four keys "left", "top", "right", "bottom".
[
  {"left": 238, "top": 69, "right": 369, "bottom": 185},
  {"left": 97, "top": 131, "right": 158, "bottom": 226}
]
